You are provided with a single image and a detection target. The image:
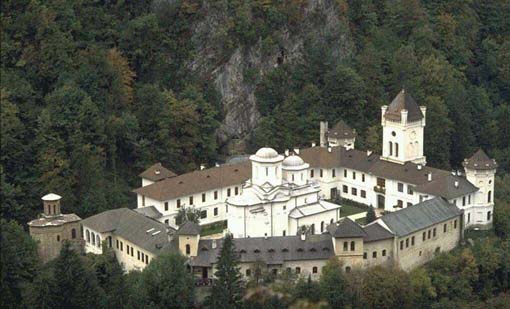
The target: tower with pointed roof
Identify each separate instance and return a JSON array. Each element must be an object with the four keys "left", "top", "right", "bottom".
[
  {"left": 462, "top": 149, "right": 497, "bottom": 227},
  {"left": 381, "top": 90, "right": 427, "bottom": 165}
]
